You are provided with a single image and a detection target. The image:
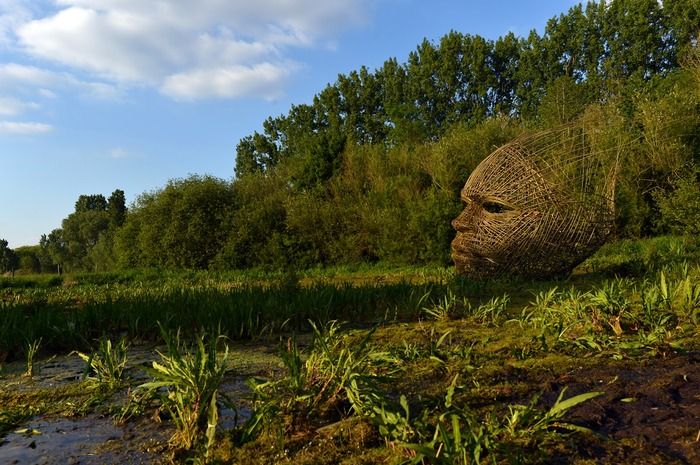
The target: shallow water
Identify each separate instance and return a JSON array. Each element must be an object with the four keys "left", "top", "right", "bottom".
[
  {"left": 0, "top": 415, "right": 162, "bottom": 465},
  {"left": 1, "top": 343, "right": 273, "bottom": 464}
]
